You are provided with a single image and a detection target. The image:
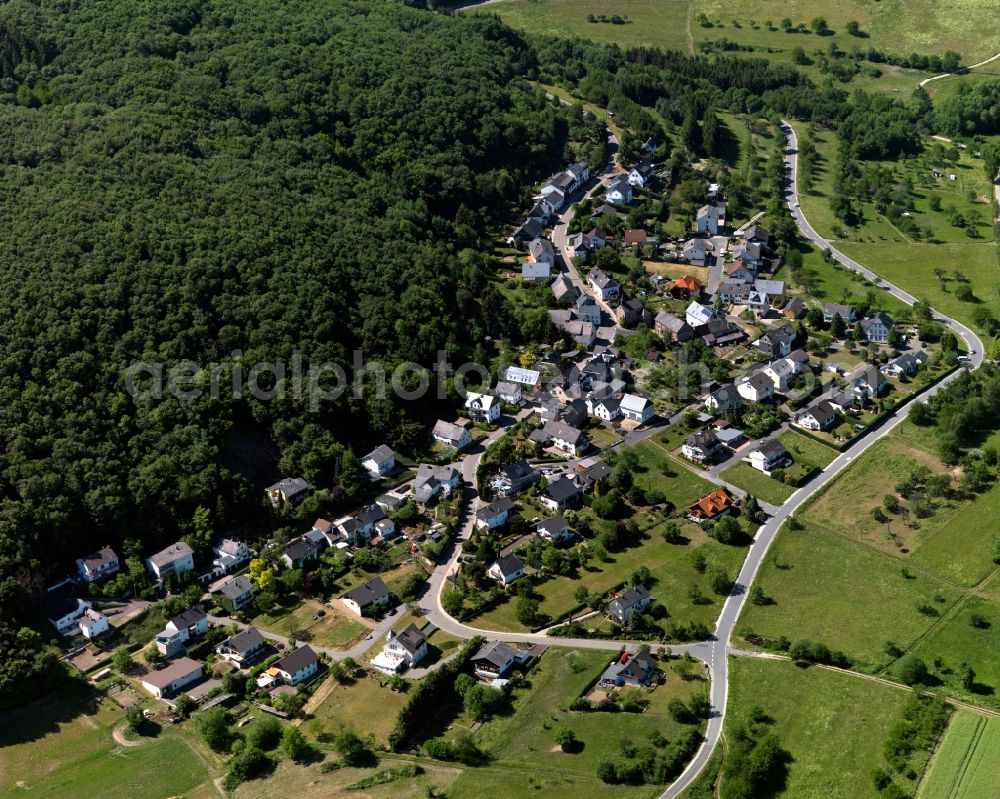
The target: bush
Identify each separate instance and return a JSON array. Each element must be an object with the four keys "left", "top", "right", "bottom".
[
  {"left": 894, "top": 654, "right": 930, "bottom": 686},
  {"left": 554, "top": 726, "right": 581, "bottom": 753},
  {"left": 245, "top": 716, "right": 282, "bottom": 751}
]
